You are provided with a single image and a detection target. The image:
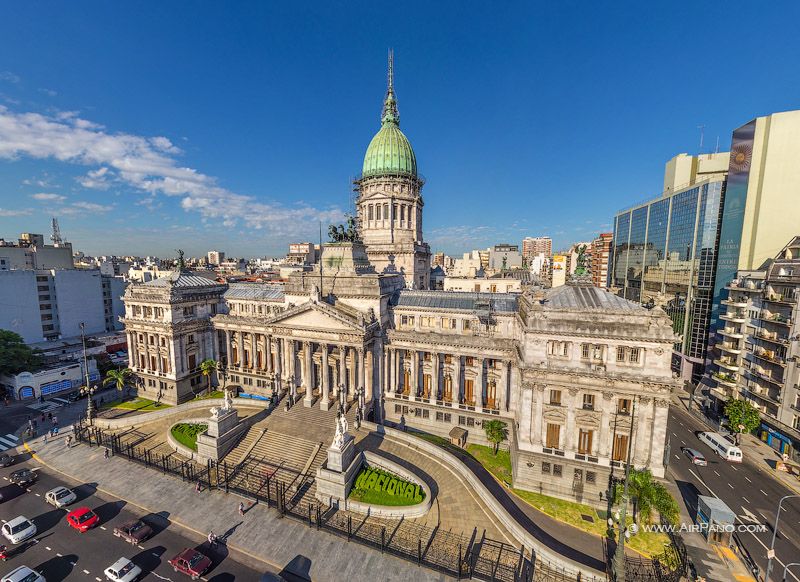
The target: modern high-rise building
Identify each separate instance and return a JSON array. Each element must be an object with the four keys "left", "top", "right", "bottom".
[
  {"left": 207, "top": 250, "right": 225, "bottom": 266},
  {"left": 590, "top": 233, "right": 613, "bottom": 288},
  {"left": 522, "top": 236, "right": 552, "bottom": 261},
  {"left": 611, "top": 109, "right": 800, "bottom": 381}
]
